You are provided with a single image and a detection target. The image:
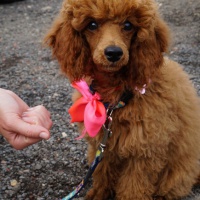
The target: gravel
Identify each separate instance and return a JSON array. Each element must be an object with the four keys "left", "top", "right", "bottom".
[{"left": 0, "top": 0, "right": 199, "bottom": 199}]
